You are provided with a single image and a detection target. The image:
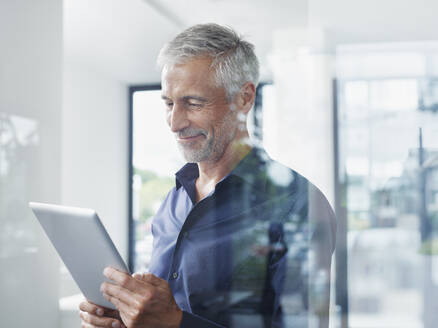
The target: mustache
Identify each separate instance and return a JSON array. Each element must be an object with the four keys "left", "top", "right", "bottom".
[{"left": 176, "top": 128, "right": 207, "bottom": 138}]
